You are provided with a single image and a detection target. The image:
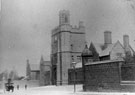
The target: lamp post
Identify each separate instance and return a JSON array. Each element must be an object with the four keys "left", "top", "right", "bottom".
[{"left": 71, "top": 61, "right": 77, "bottom": 93}]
